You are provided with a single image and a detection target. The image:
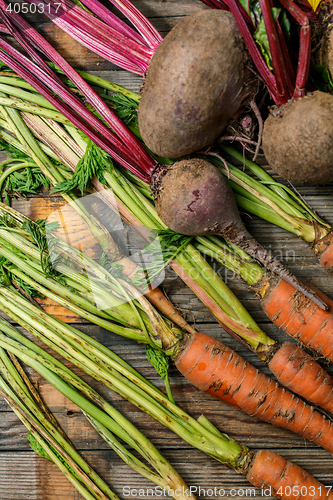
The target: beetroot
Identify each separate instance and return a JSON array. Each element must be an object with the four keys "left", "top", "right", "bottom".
[
  {"left": 154, "top": 158, "right": 328, "bottom": 310},
  {"left": 138, "top": 10, "right": 254, "bottom": 158},
  {"left": 262, "top": 91, "right": 333, "bottom": 185}
]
